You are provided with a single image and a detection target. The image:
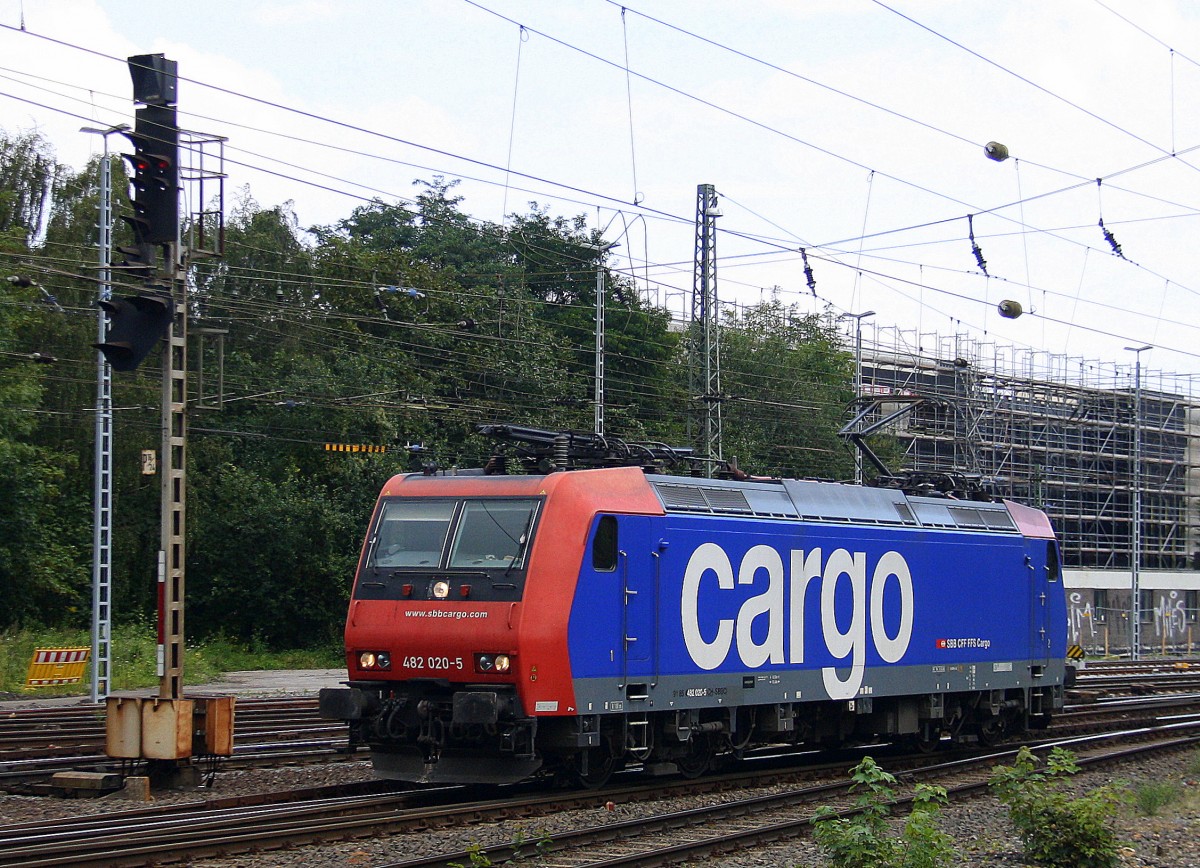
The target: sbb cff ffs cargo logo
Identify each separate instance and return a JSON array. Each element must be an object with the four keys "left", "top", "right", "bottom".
[{"left": 680, "top": 543, "right": 915, "bottom": 700}]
